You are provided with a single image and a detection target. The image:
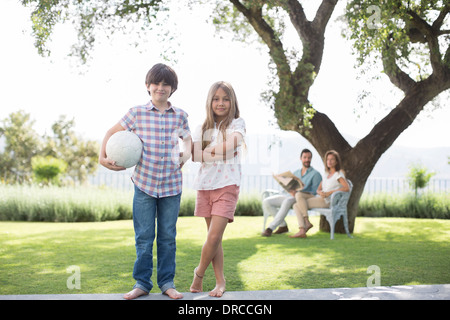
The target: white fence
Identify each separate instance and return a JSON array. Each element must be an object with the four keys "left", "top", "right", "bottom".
[
  {"left": 89, "top": 171, "right": 450, "bottom": 195},
  {"left": 363, "top": 177, "right": 449, "bottom": 194}
]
